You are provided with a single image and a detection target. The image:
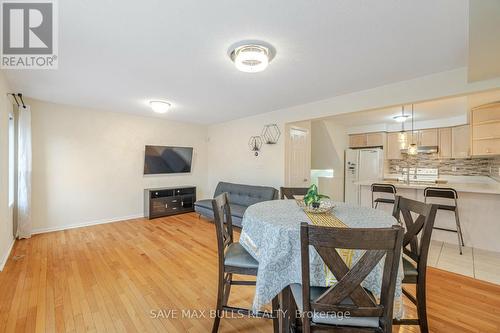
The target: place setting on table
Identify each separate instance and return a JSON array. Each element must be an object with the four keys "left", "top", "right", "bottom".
[{"left": 238, "top": 185, "right": 405, "bottom": 330}]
